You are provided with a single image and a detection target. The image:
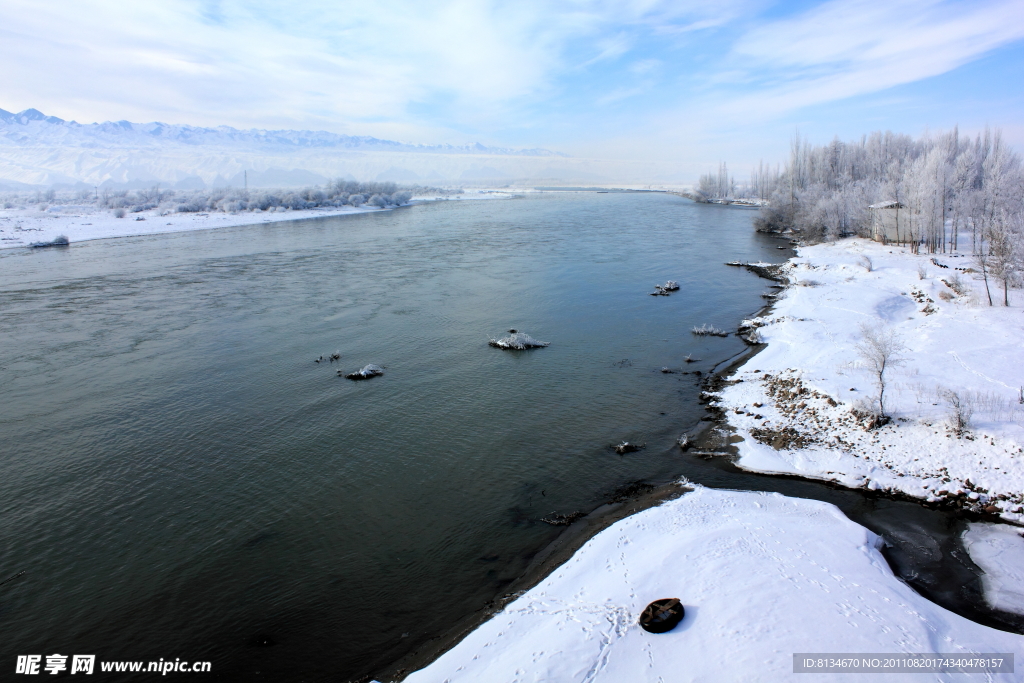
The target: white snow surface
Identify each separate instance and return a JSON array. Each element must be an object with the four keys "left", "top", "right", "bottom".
[
  {"left": 0, "top": 203, "right": 377, "bottom": 249},
  {"left": 963, "top": 523, "right": 1024, "bottom": 615},
  {"left": 0, "top": 192, "right": 510, "bottom": 250},
  {"left": 715, "top": 238, "right": 1024, "bottom": 523},
  {"left": 406, "top": 486, "right": 1023, "bottom": 682}
]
